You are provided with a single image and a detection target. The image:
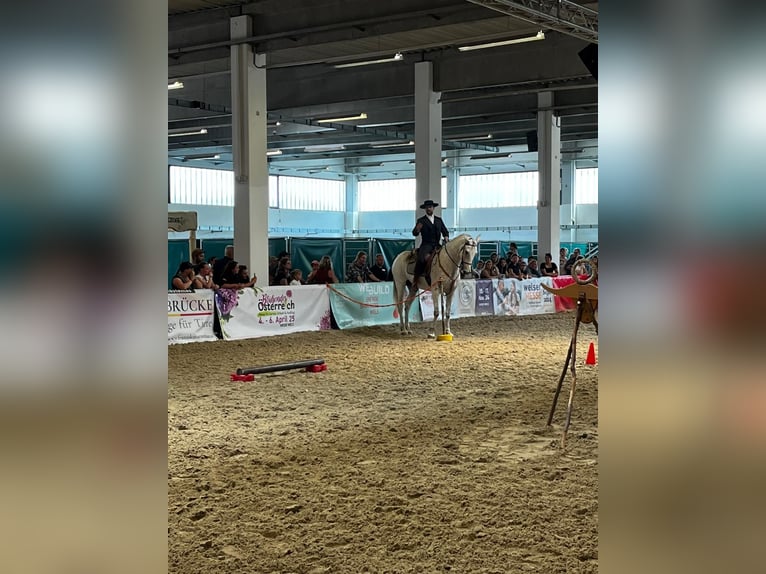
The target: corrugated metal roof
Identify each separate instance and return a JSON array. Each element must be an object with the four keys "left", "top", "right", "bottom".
[
  {"left": 267, "top": 16, "right": 539, "bottom": 67},
  {"left": 169, "top": 0, "right": 249, "bottom": 16}
]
